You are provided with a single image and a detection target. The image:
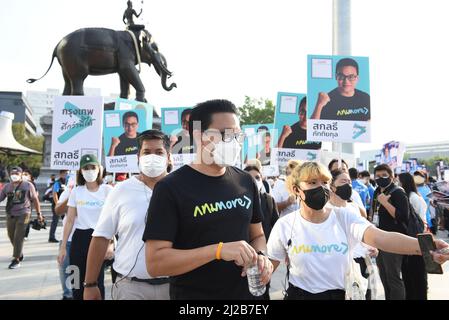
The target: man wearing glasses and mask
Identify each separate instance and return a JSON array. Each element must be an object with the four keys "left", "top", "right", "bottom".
[
  {"left": 311, "top": 58, "right": 370, "bottom": 121},
  {"left": 108, "top": 111, "right": 140, "bottom": 156},
  {"left": 143, "top": 99, "right": 273, "bottom": 300}
]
